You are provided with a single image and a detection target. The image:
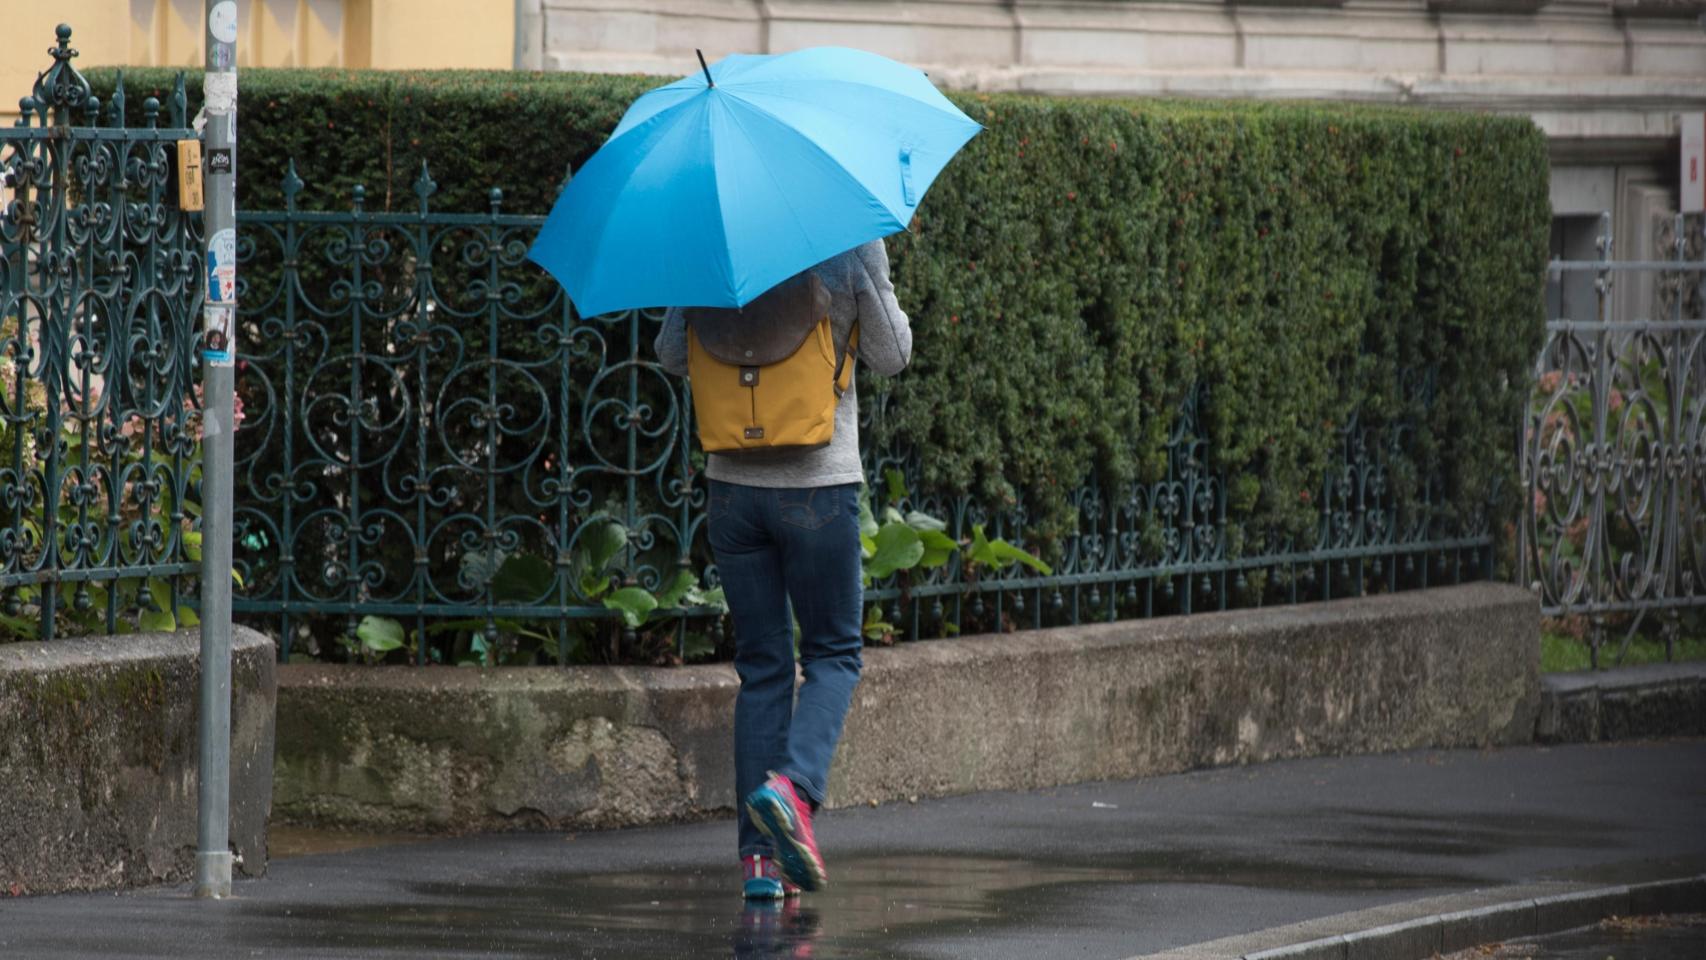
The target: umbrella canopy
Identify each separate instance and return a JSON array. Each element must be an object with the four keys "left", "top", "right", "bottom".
[{"left": 528, "top": 46, "right": 982, "bottom": 318}]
